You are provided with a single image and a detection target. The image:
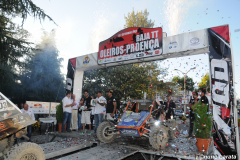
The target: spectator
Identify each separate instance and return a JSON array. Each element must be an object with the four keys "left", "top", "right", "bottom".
[
  {"left": 21, "top": 104, "right": 35, "bottom": 141},
  {"left": 62, "top": 91, "right": 75, "bottom": 132},
  {"left": 105, "top": 89, "right": 116, "bottom": 120},
  {"left": 199, "top": 88, "right": 209, "bottom": 106},
  {"left": 80, "top": 90, "right": 92, "bottom": 135},
  {"left": 71, "top": 94, "right": 79, "bottom": 131},
  {"left": 94, "top": 91, "right": 106, "bottom": 133},
  {"left": 78, "top": 98, "right": 84, "bottom": 130},
  {"left": 188, "top": 92, "right": 199, "bottom": 137},
  {"left": 20, "top": 103, "right": 24, "bottom": 109},
  {"left": 163, "top": 95, "right": 176, "bottom": 120}
]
